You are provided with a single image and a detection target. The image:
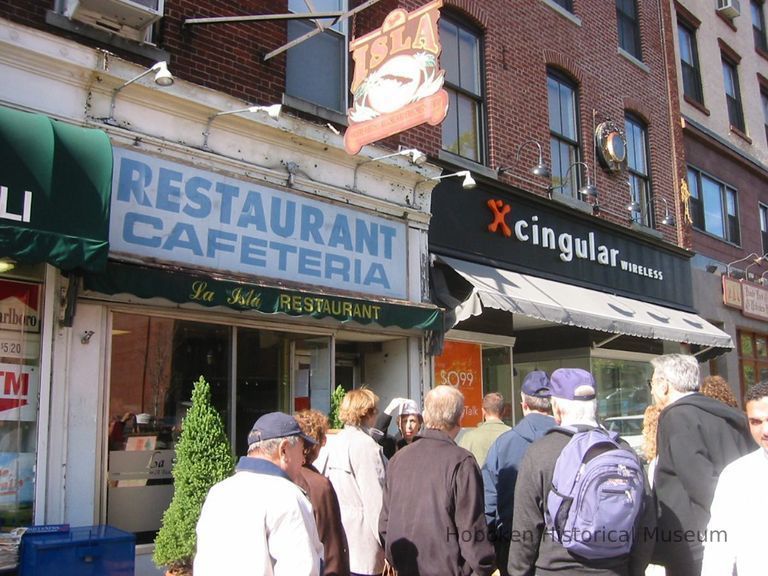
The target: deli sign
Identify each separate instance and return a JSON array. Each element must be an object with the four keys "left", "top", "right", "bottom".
[{"left": 344, "top": 0, "right": 449, "bottom": 154}]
